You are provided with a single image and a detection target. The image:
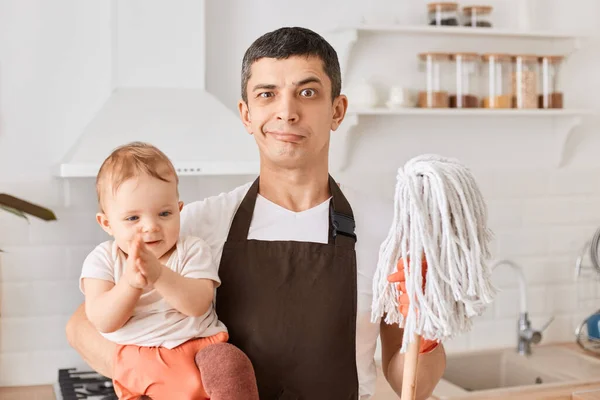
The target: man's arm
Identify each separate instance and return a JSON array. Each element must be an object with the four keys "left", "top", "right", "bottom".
[
  {"left": 153, "top": 267, "right": 215, "bottom": 317},
  {"left": 66, "top": 303, "right": 116, "bottom": 378},
  {"left": 380, "top": 319, "right": 446, "bottom": 400}
]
